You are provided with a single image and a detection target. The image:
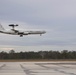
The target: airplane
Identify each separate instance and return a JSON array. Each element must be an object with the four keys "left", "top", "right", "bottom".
[{"left": 0, "top": 24, "right": 46, "bottom": 37}]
